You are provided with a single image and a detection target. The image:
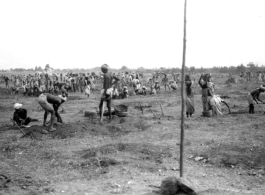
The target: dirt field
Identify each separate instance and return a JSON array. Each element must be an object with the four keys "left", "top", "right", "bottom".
[{"left": 1, "top": 74, "right": 265, "bottom": 195}]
